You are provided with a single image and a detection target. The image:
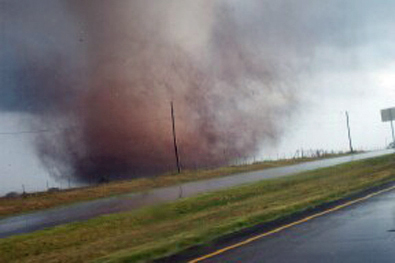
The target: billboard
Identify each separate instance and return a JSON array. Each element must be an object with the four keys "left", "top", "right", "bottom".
[{"left": 381, "top": 107, "right": 395, "bottom": 122}]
